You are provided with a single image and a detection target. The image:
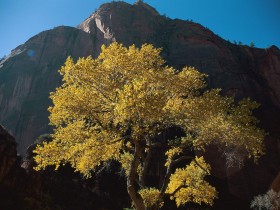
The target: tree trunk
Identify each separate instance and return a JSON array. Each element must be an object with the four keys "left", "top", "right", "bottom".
[
  {"left": 127, "top": 142, "right": 146, "bottom": 210},
  {"left": 127, "top": 183, "right": 146, "bottom": 210}
]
